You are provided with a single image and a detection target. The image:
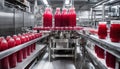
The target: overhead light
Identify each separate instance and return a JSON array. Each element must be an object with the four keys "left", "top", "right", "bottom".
[
  {"left": 43, "top": 0, "right": 48, "bottom": 5},
  {"left": 65, "top": 0, "right": 70, "bottom": 5},
  {"left": 109, "top": 0, "right": 115, "bottom": 3}
]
